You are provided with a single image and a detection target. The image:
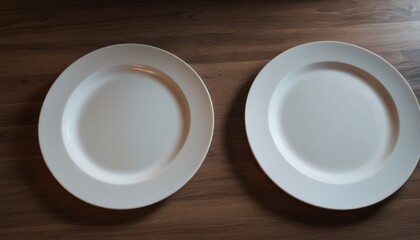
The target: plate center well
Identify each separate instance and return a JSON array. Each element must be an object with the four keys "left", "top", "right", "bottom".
[
  {"left": 63, "top": 65, "right": 190, "bottom": 184},
  {"left": 269, "top": 62, "right": 399, "bottom": 184}
]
